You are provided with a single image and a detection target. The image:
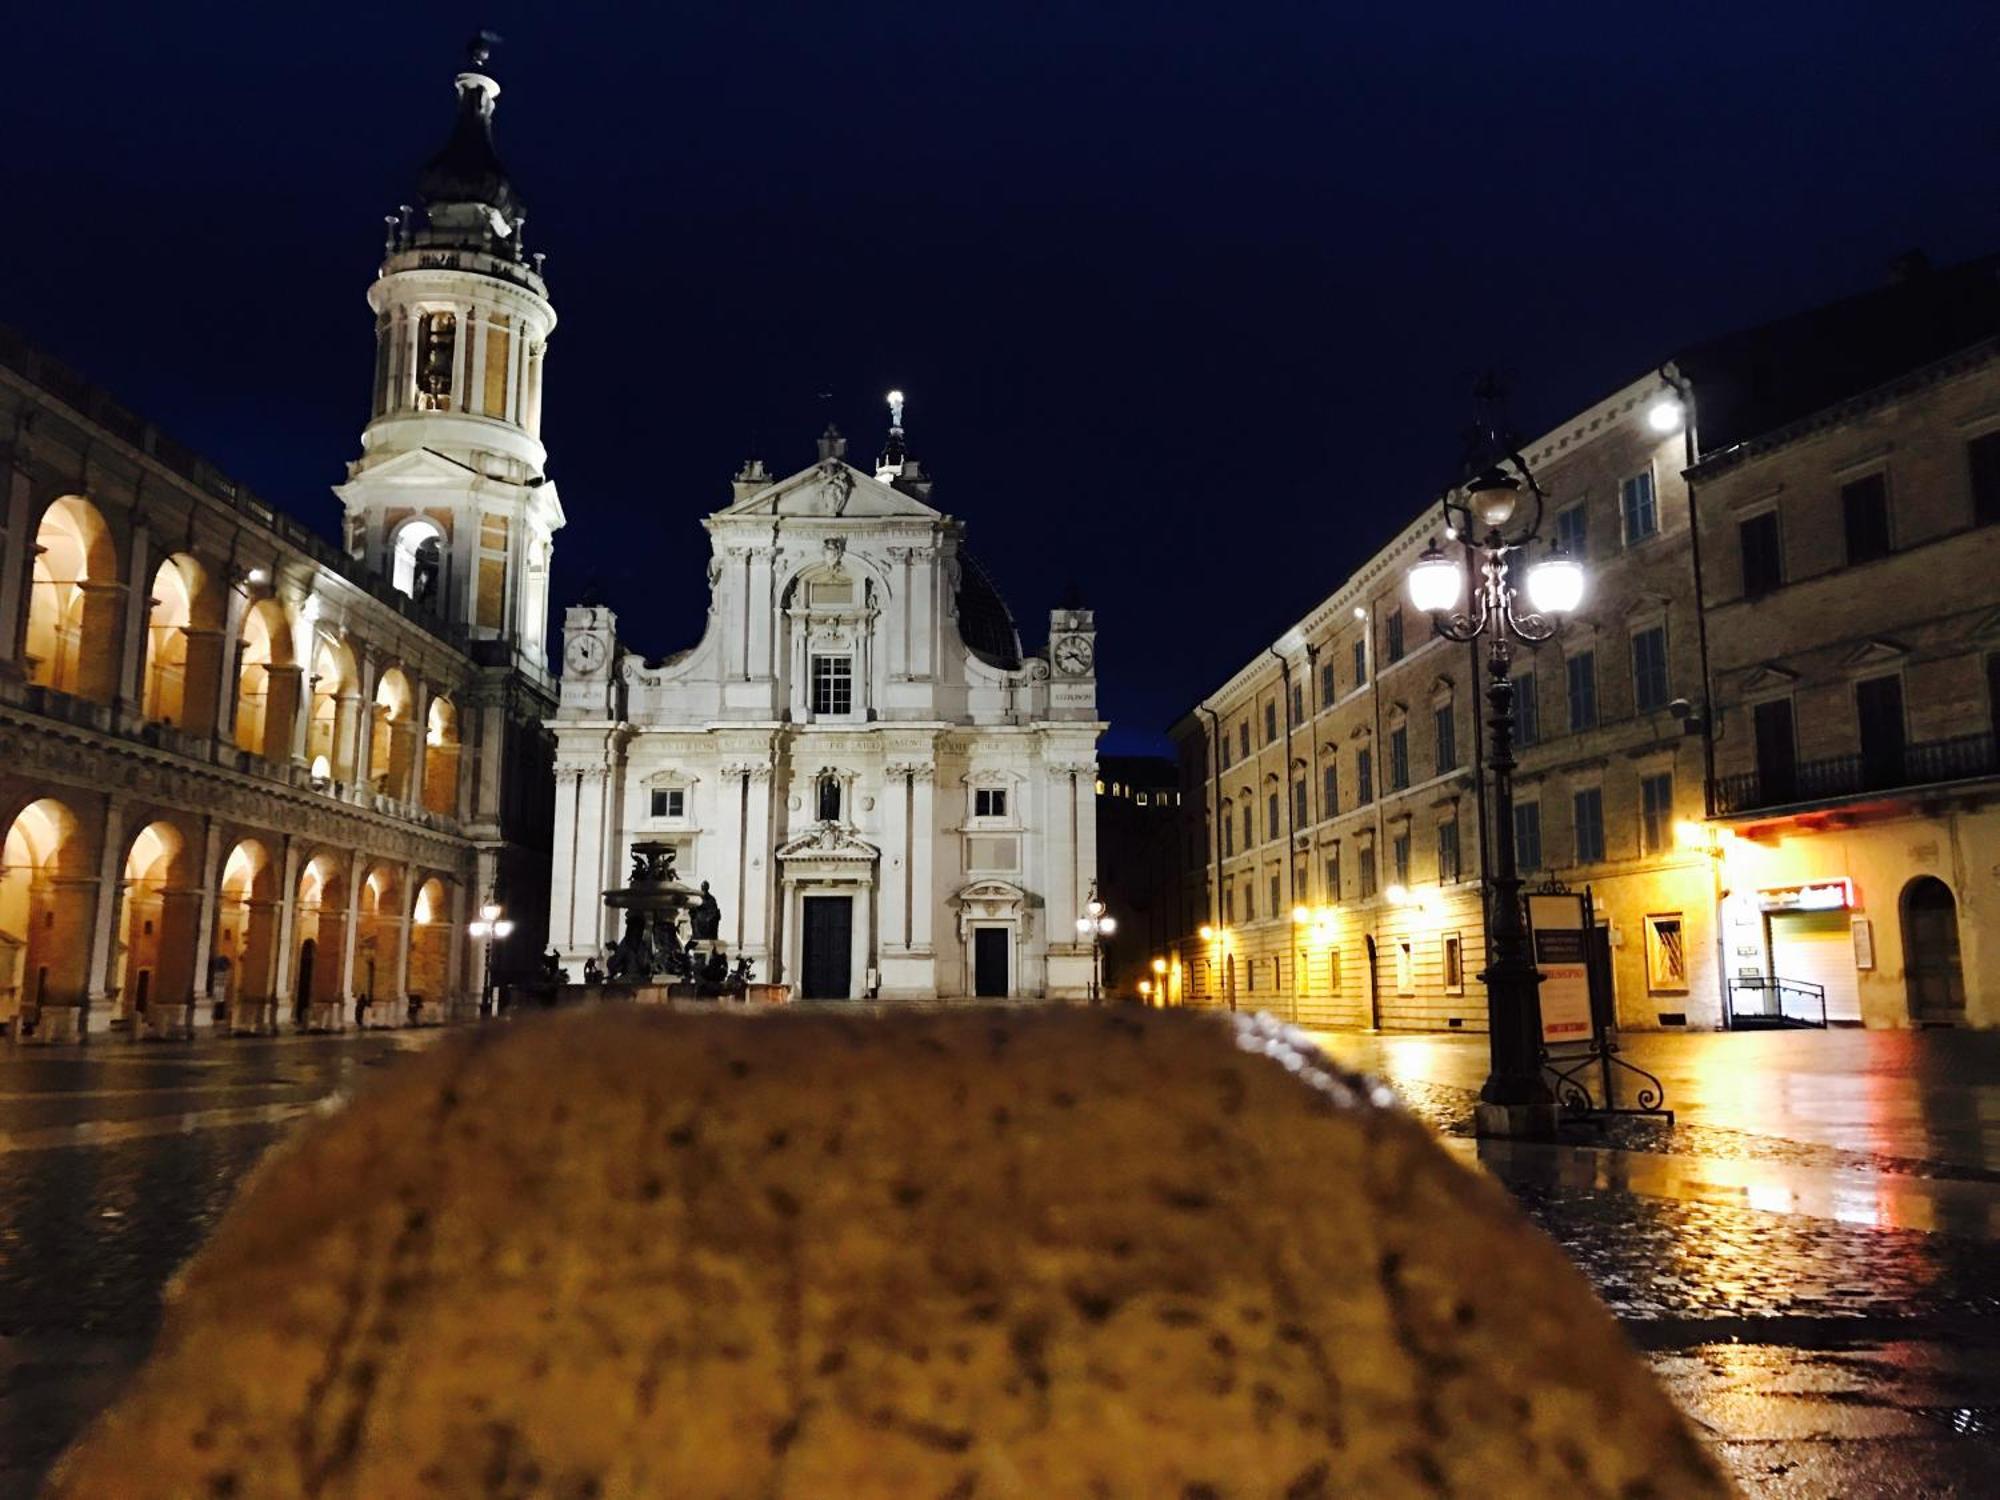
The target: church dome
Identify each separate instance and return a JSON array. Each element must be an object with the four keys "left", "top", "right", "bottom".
[{"left": 956, "top": 551, "right": 1023, "bottom": 670}]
